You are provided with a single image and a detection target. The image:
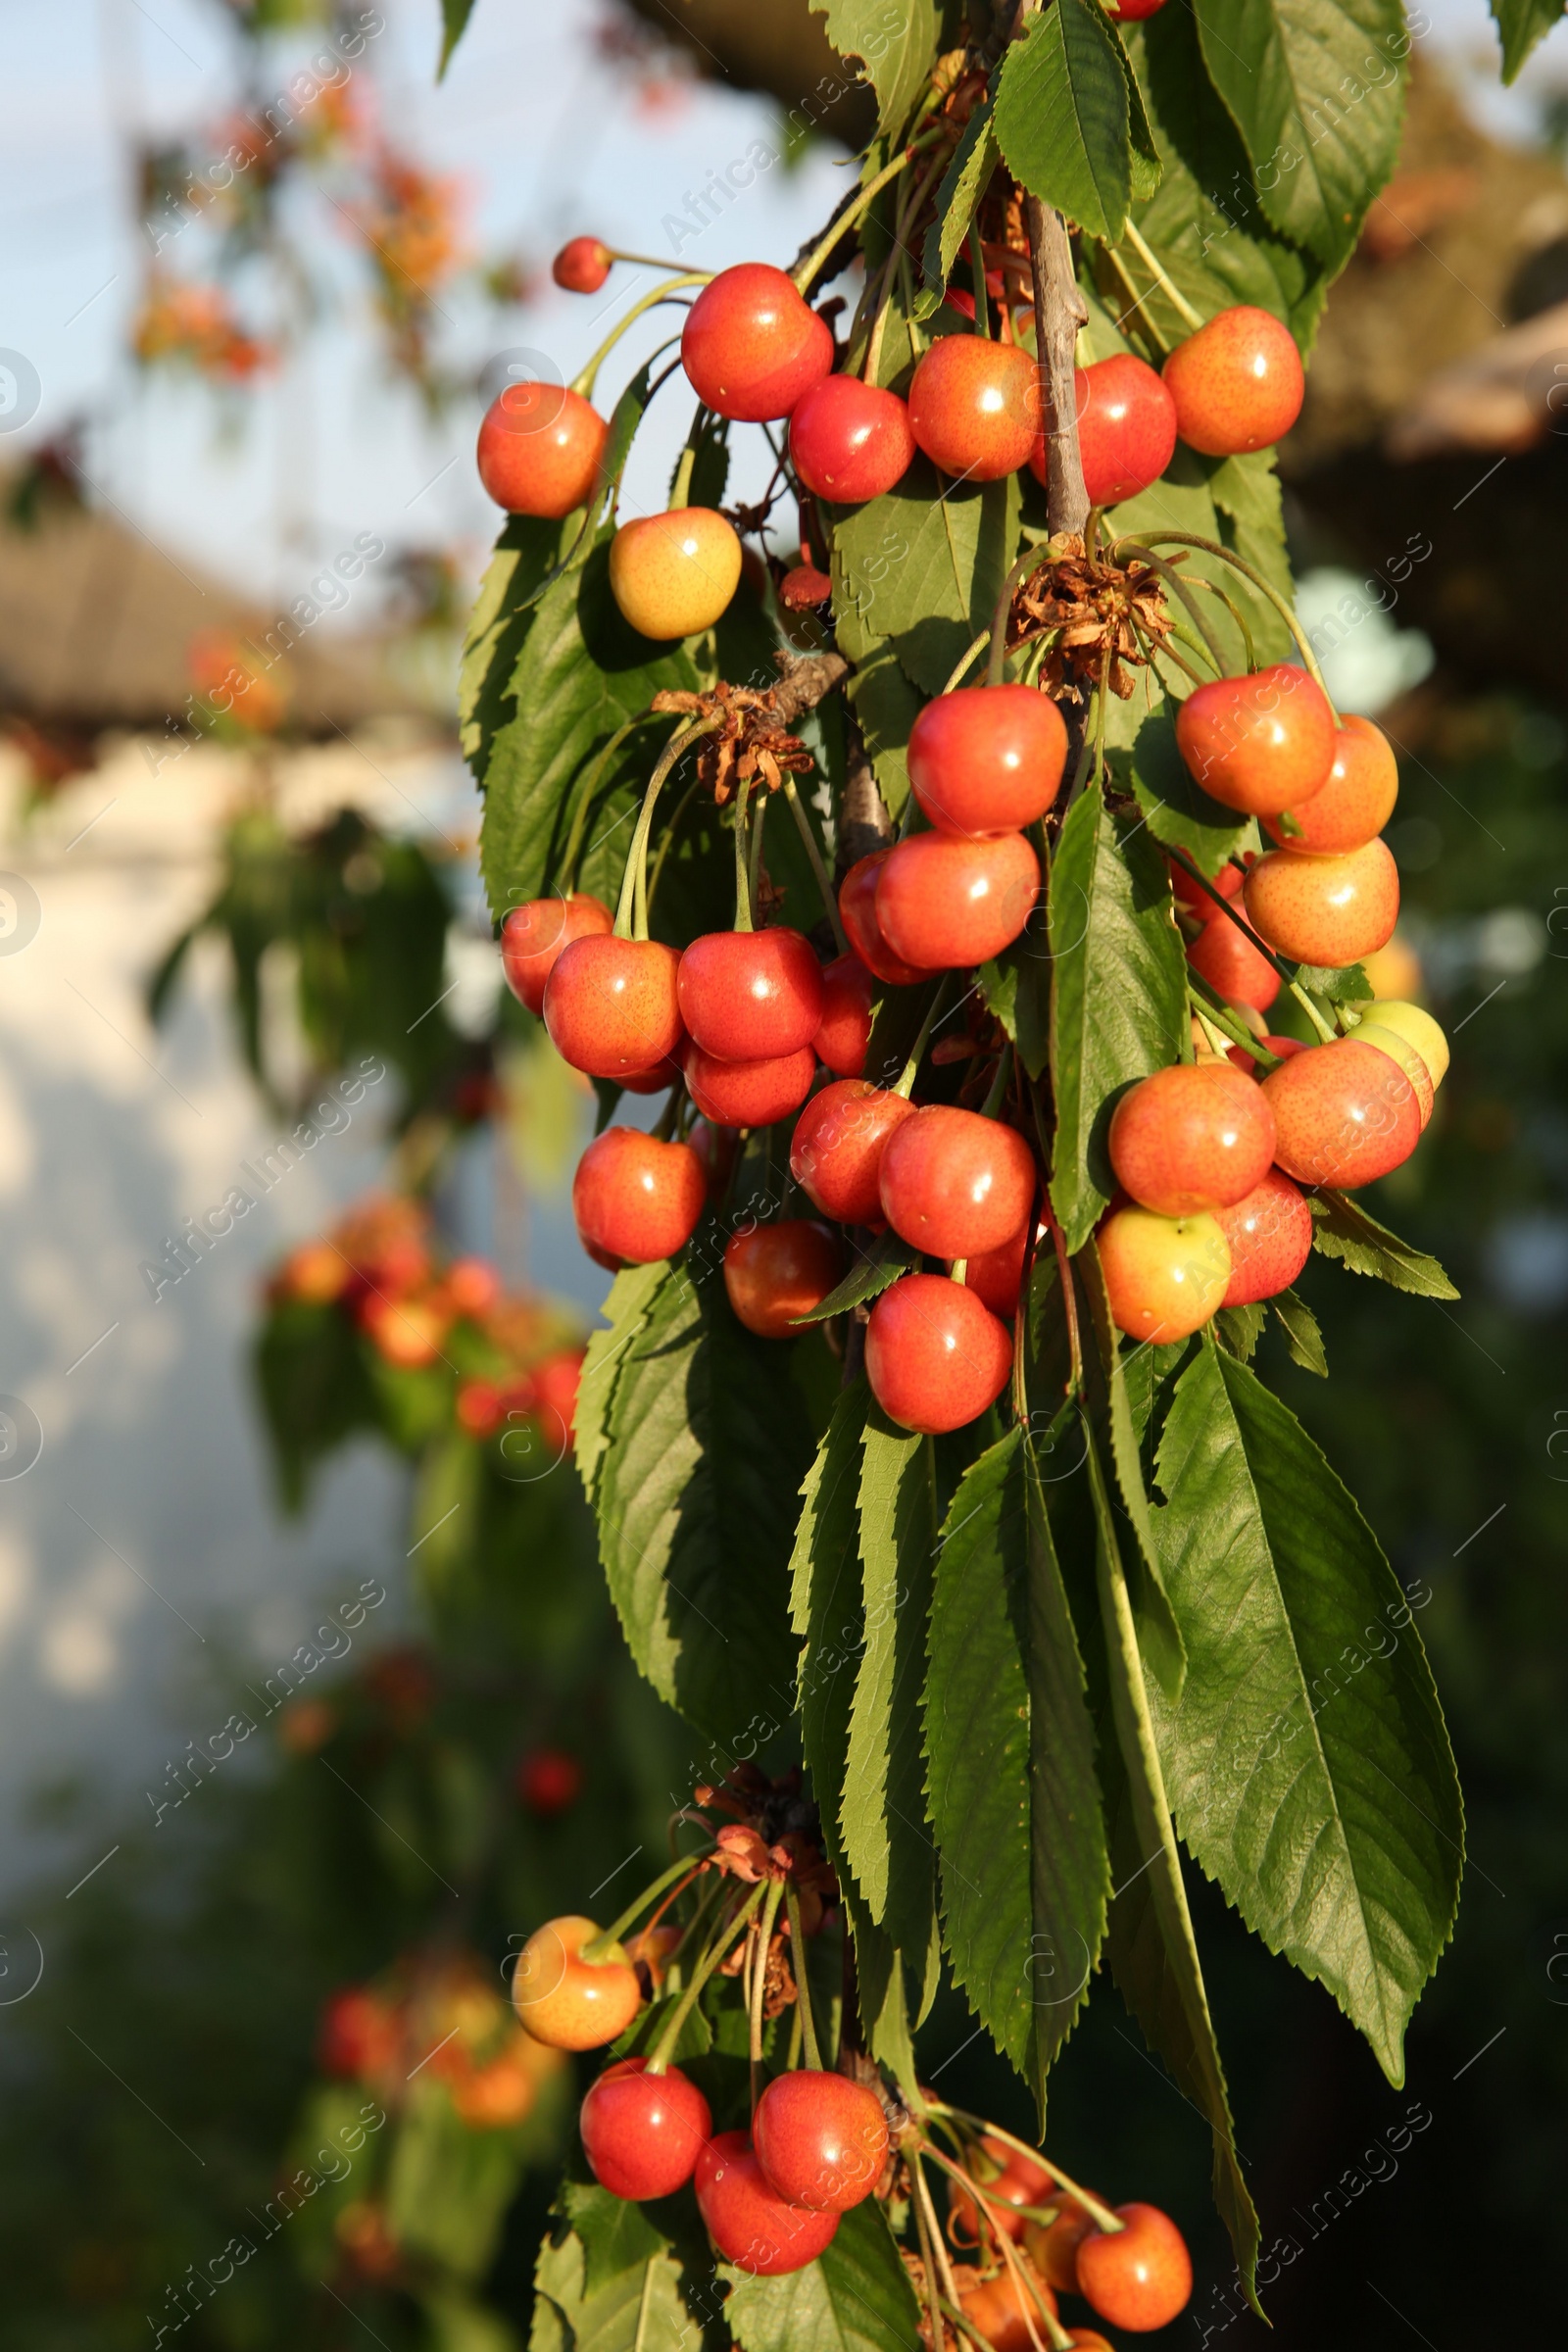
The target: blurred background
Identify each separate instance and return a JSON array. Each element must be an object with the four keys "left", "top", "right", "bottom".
[{"left": 0, "top": 1, "right": 1563, "bottom": 2345}]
